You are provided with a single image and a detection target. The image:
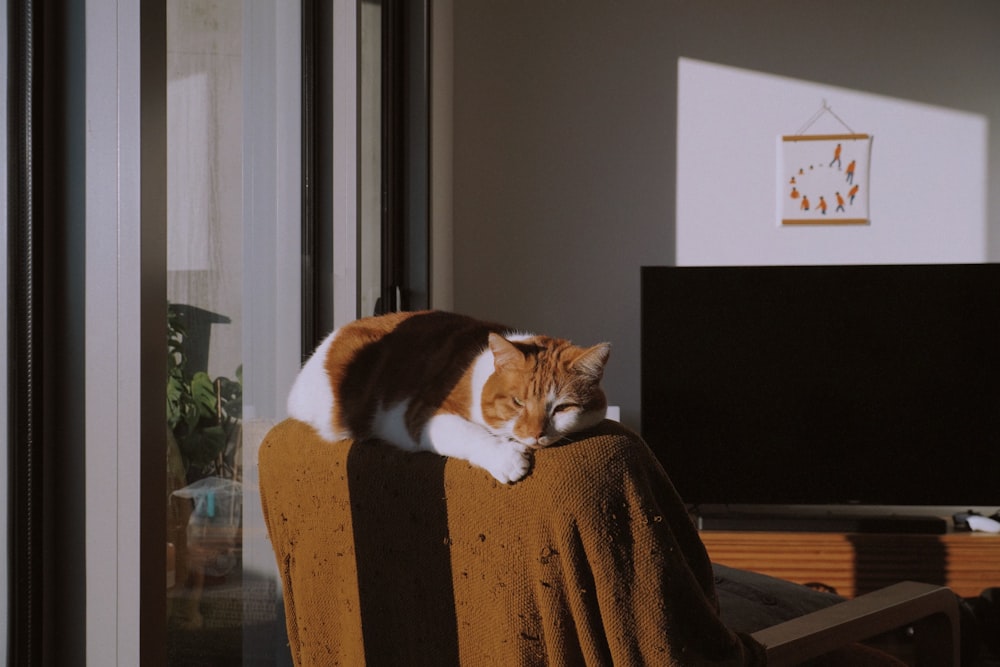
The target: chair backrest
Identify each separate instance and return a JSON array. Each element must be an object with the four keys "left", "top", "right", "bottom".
[{"left": 257, "top": 418, "right": 766, "bottom": 666}]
